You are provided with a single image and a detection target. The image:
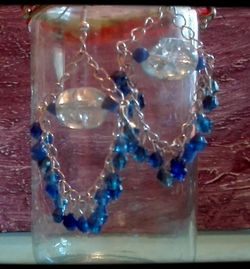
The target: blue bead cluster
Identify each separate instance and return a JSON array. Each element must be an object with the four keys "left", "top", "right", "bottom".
[{"left": 31, "top": 121, "right": 125, "bottom": 234}]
